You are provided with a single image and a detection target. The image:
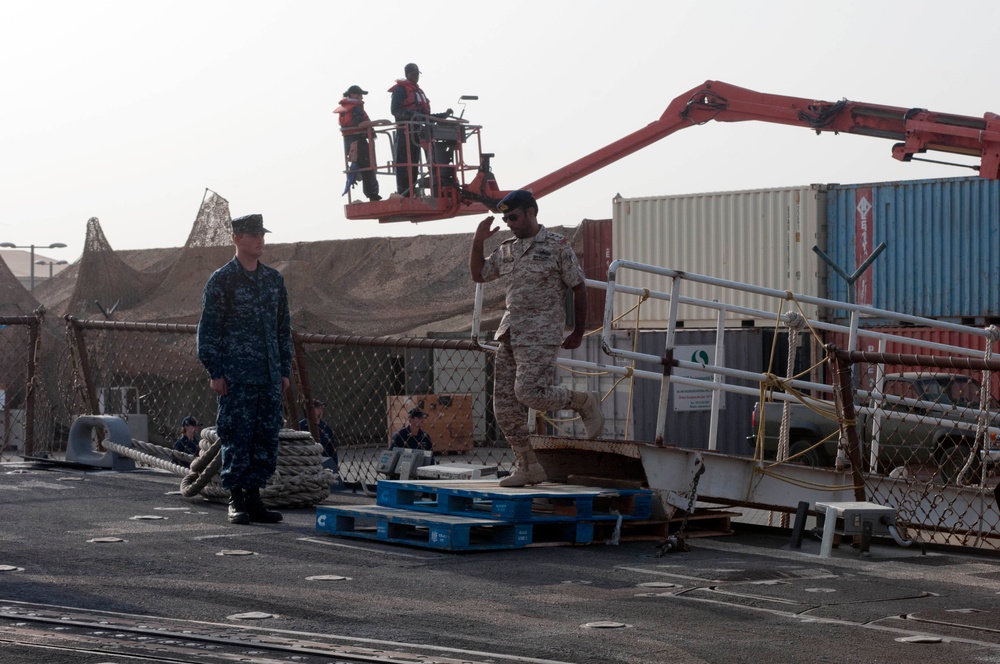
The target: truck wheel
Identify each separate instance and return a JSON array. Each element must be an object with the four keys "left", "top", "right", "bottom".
[
  {"left": 937, "top": 441, "right": 980, "bottom": 485},
  {"left": 788, "top": 439, "right": 823, "bottom": 467}
]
